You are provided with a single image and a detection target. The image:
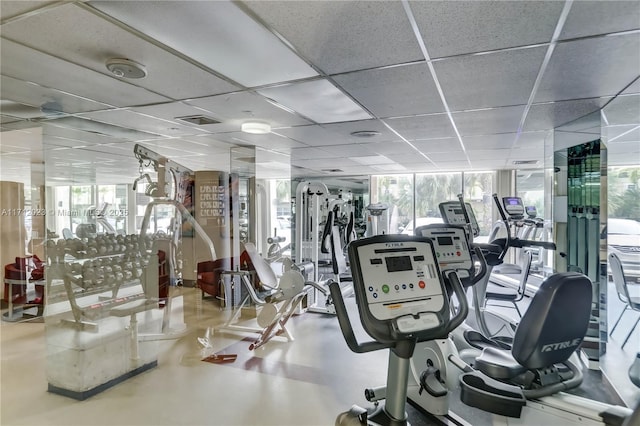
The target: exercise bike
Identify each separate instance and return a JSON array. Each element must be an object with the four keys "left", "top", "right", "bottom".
[{"left": 329, "top": 233, "right": 469, "bottom": 425}]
